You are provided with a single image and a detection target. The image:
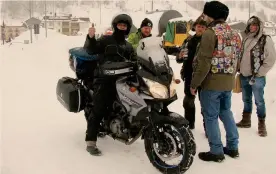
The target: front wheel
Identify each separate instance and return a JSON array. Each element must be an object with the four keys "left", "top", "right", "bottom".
[{"left": 144, "top": 117, "right": 196, "bottom": 174}]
